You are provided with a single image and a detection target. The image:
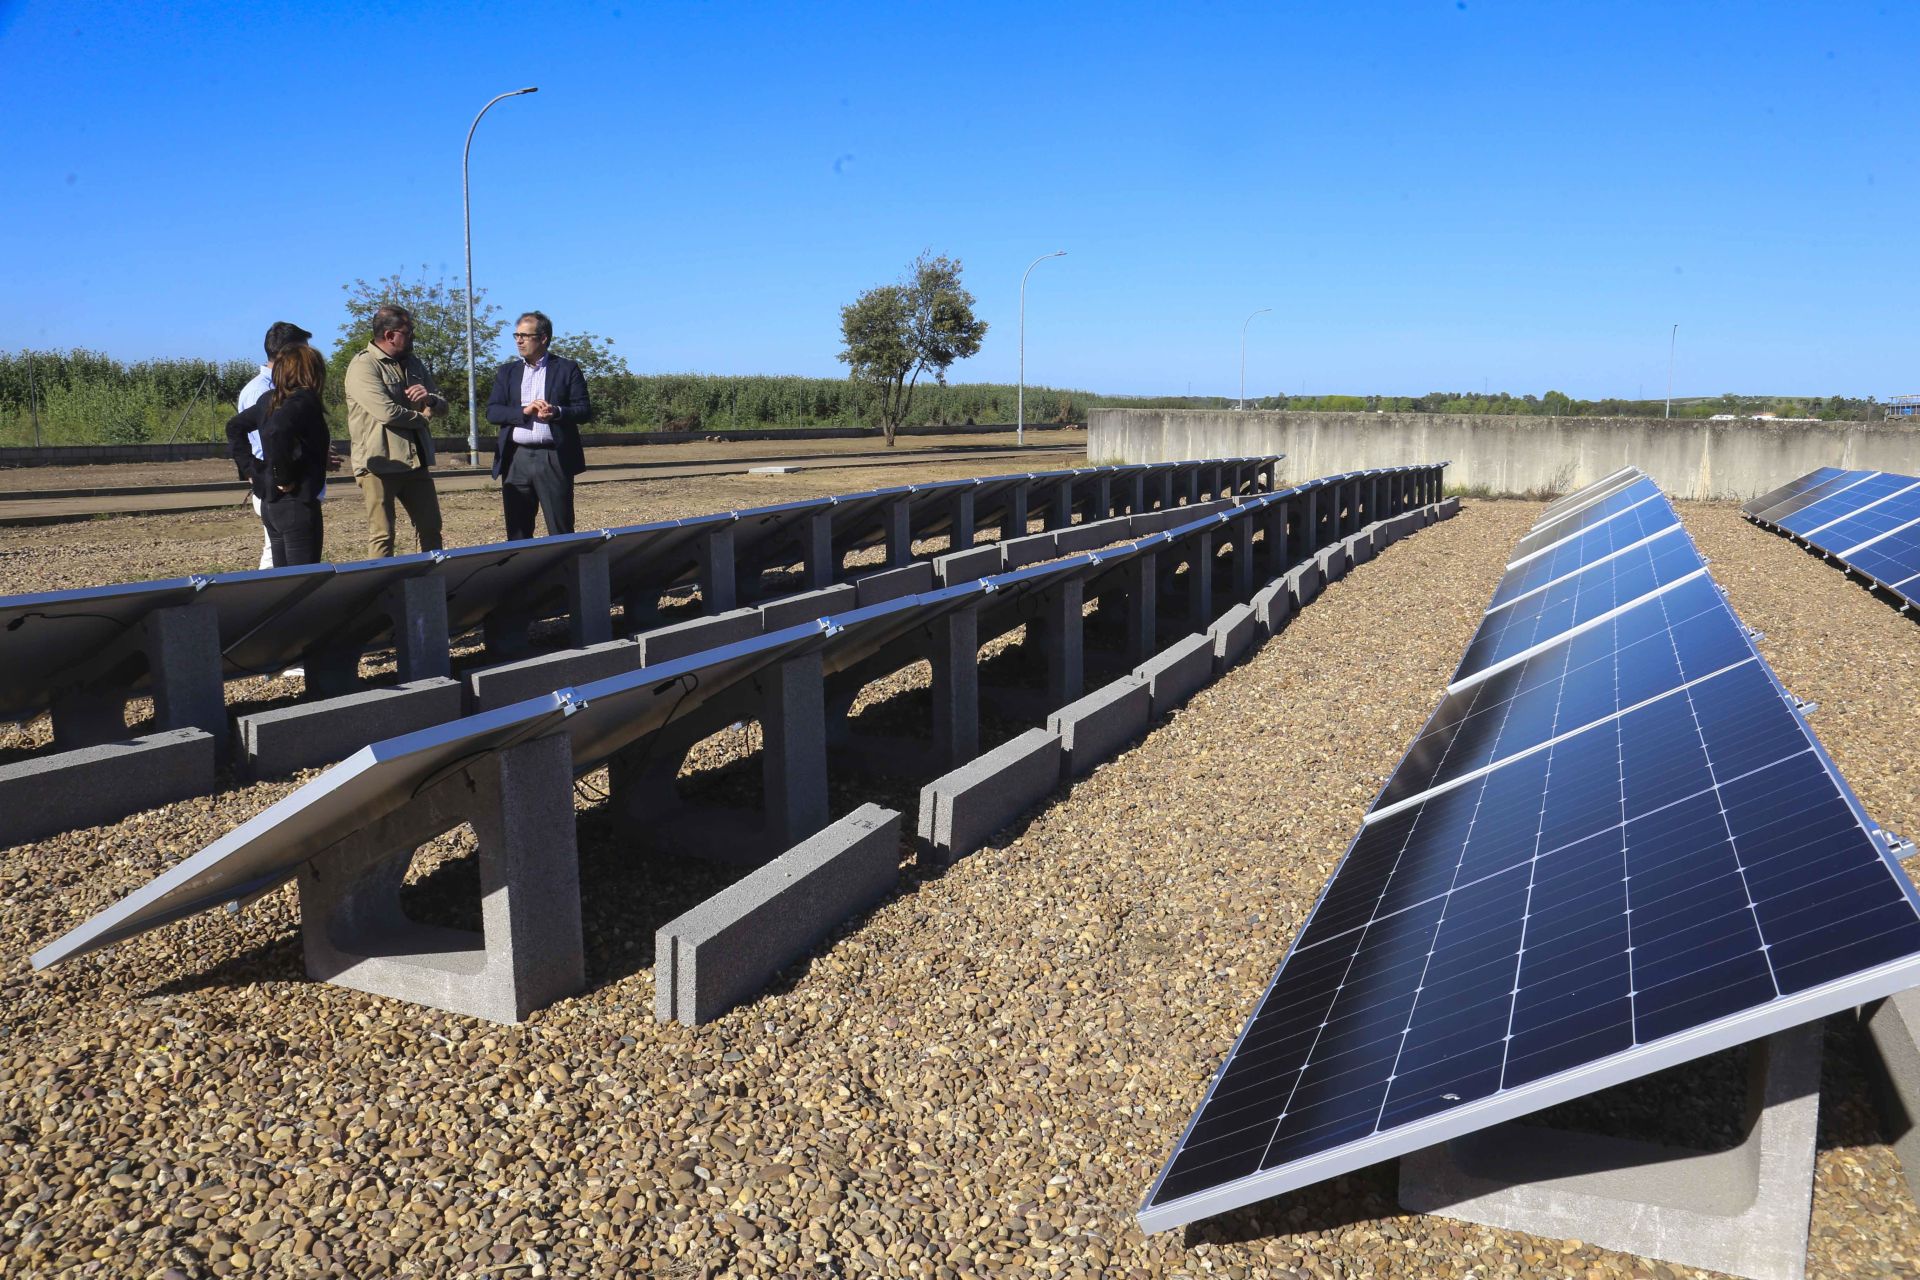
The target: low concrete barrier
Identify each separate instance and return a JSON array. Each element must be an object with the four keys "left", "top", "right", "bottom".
[
  {"left": 654, "top": 803, "right": 901, "bottom": 1026},
  {"left": 466, "top": 644, "right": 636, "bottom": 714},
  {"left": 1285, "top": 560, "right": 1323, "bottom": 608},
  {"left": 1134, "top": 633, "right": 1215, "bottom": 717},
  {"left": 854, "top": 562, "right": 934, "bottom": 607},
  {"left": 917, "top": 728, "right": 1063, "bottom": 863},
  {"left": 634, "top": 608, "right": 762, "bottom": 665},
  {"left": 934, "top": 544, "right": 1004, "bottom": 586},
  {"left": 1251, "top": 579, "right": 1292, "bottom": 634},
  {"left": 758, "top": 583, "right": 857, "bottom": 630},
  {"left": 1207, "top": 602, "right": 1260, "bottom": 672},
  {"left": 1046, "top": 676, "right": 1150, "bottom": 781},
  {"left": 0, "top": 728, "right": 215, "bottom": 849},
  {"left": 240, "top": 678, "right": 465, "bottom": 774}
]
